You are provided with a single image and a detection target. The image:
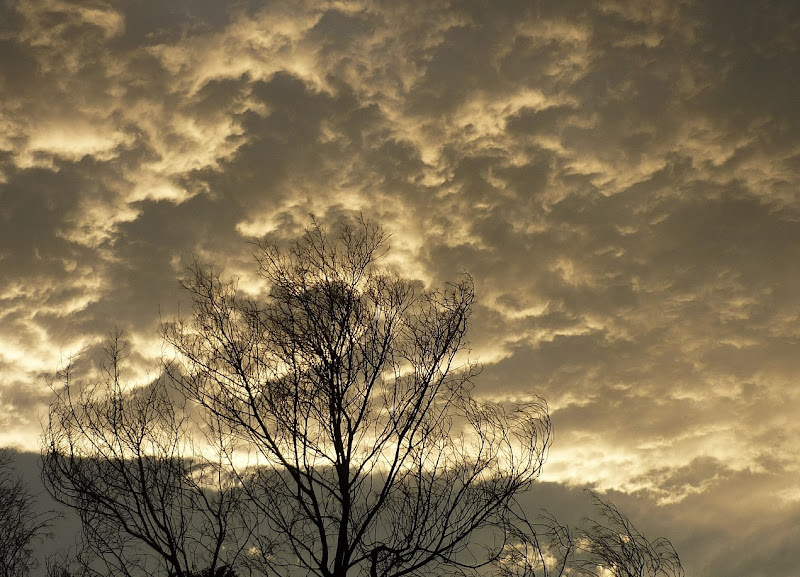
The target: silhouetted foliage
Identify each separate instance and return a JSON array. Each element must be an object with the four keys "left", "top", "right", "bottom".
[
  {"left": 45, "top": 554, "right": 87, "bottom": 577},
  {"left": 182, "top": 566, "right": 238, "bottom": 577},
  {"left": 164, "top": 218, "right": 552, "bottom": 577},
  {"left": 43, "top": 218, "right": 553, "bottom": 577},
  {"left": 0, "top": 449, "right": 54, "bottom": 577},
  {"left": 495, "top": 509, "right": 573, "bottom": 577},
  {"left": 42, "top": 333, "right": 250, "bottom": 577},
  {"left": 575, "top": 492, "right": 684, "bottom": 577},
  {"left": 495, "top": 492, "right": 683, "bottom": 577}
]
